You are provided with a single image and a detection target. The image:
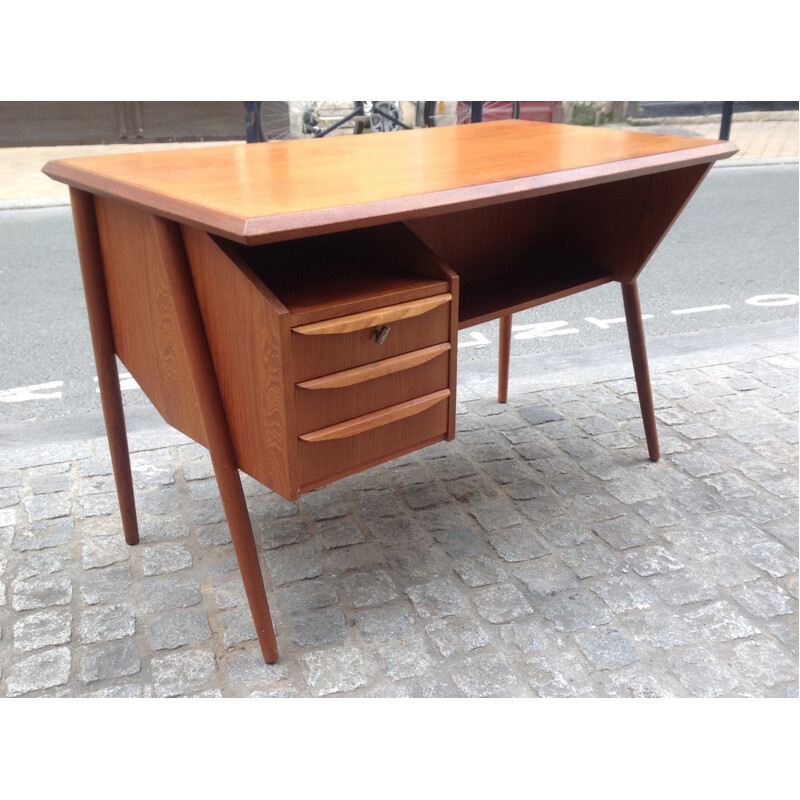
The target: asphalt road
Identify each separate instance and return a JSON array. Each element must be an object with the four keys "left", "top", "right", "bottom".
[{"left": 0, "top": 161, "right": 797, "bottom": 426}]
